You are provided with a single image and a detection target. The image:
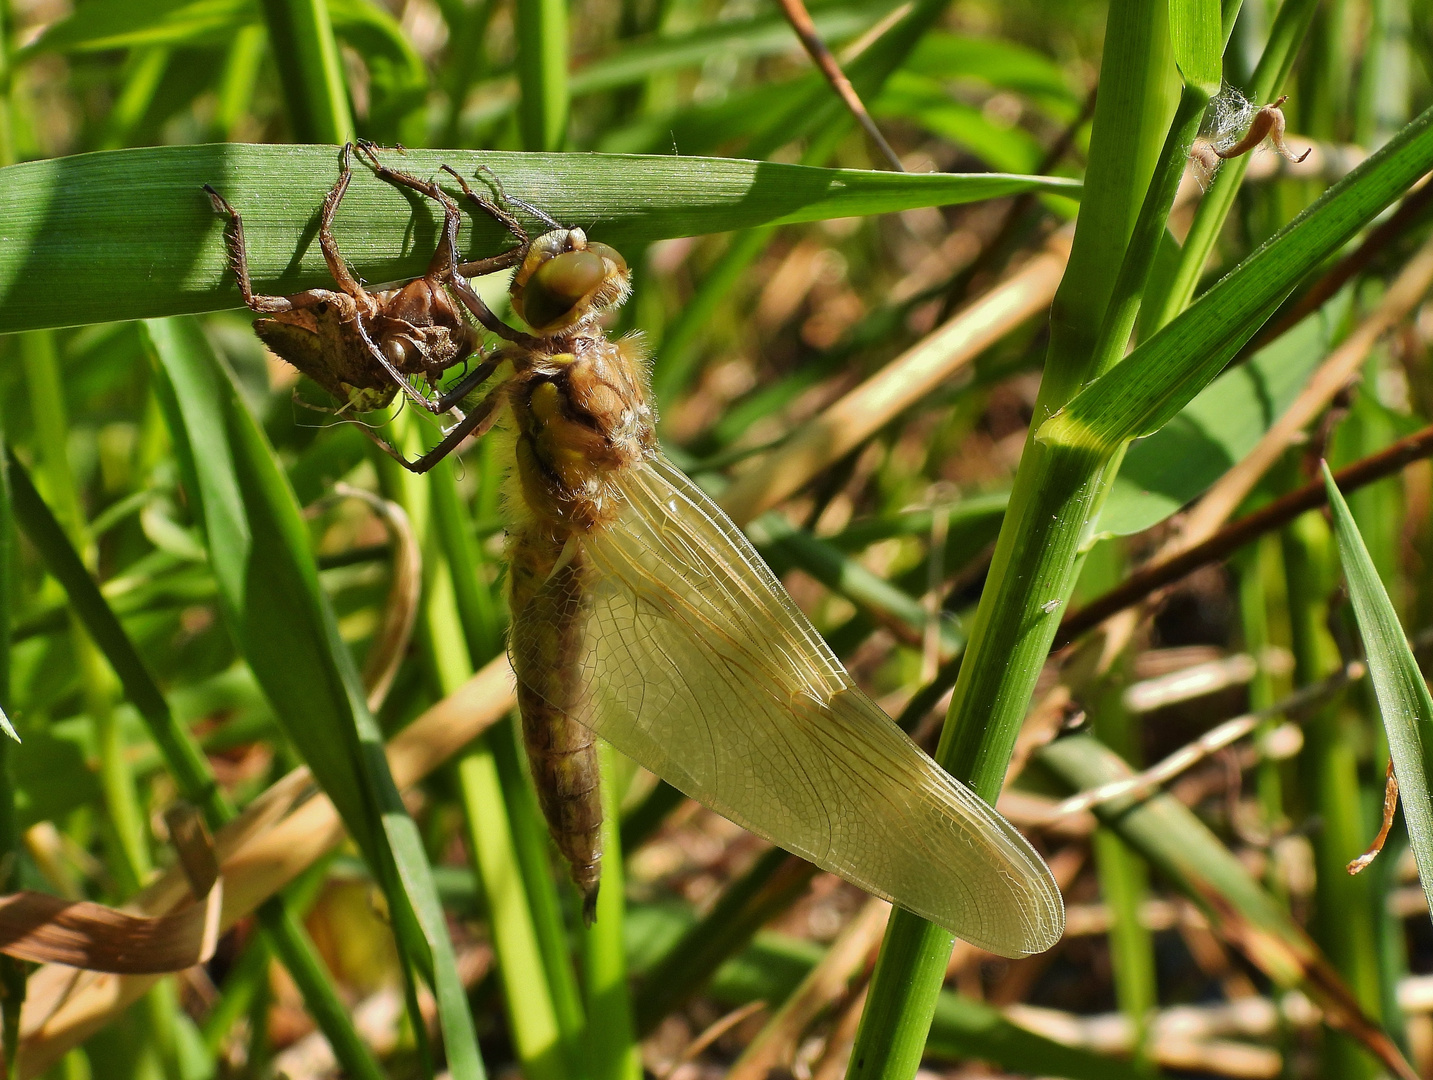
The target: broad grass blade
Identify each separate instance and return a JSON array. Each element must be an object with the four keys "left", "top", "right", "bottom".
[
  {"left": 143, "top": 315, "right": 486, "bottom": 1080},
  {"left": 1323, "top": 461, "right": 1433, "bottom": 920},
  {"left": 0, "top": 145, "right": 1078, "bottom": 334}
]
